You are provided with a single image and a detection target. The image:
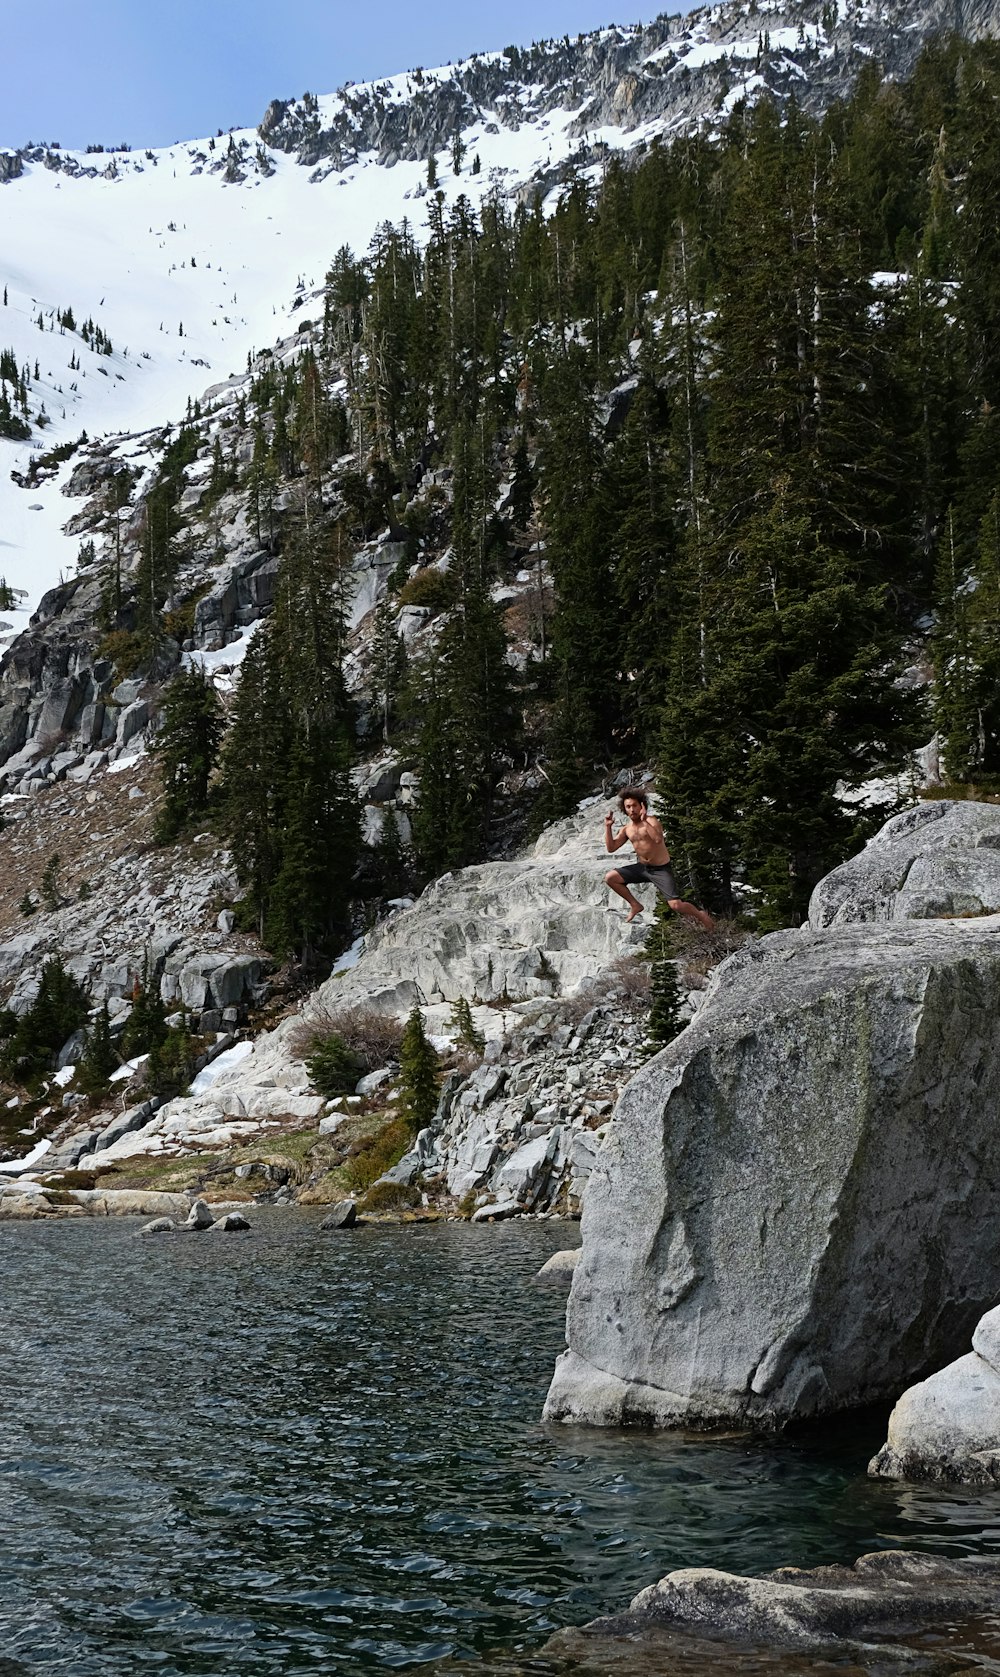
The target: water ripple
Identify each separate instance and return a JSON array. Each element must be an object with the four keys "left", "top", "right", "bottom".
[{"left": 2, "top": 1214, "right": 1000, "bottom": 1674}]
